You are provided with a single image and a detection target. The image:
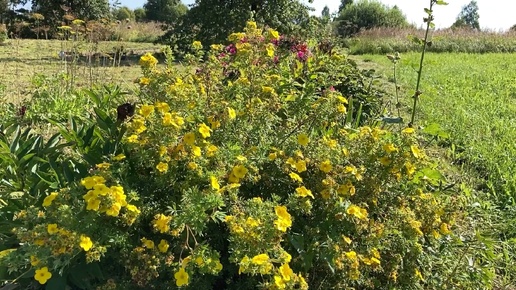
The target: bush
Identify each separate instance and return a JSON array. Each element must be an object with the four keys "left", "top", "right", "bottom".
[
  {"left": 0, "top": 22, "right": 489, "bottom": 289},
  {"left": 336, "top": 0, "right": 410, "bottom": 38}
]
